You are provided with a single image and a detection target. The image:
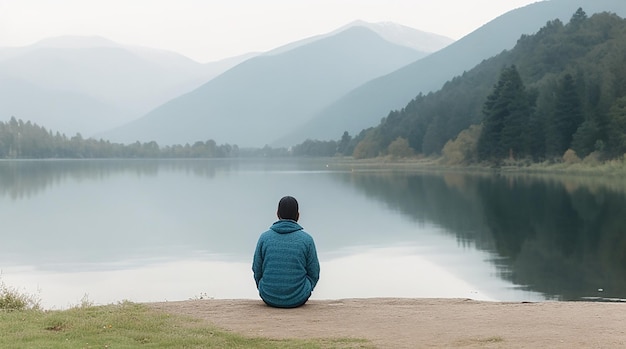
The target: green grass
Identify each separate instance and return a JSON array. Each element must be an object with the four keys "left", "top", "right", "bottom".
[{"left": 0, "top": 301, "right": 372, "bottom": 349}]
